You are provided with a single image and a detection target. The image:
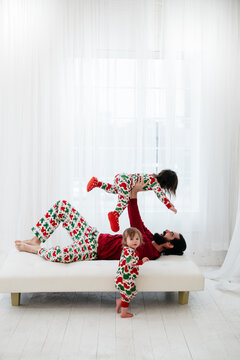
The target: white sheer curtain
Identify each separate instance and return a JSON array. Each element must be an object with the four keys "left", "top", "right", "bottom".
[
  {"left": 208, "top": 184, "right": 240, "bottom": 290},
  {"left": 0, "top": 0, "right": 240, "bottom": 263}
]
